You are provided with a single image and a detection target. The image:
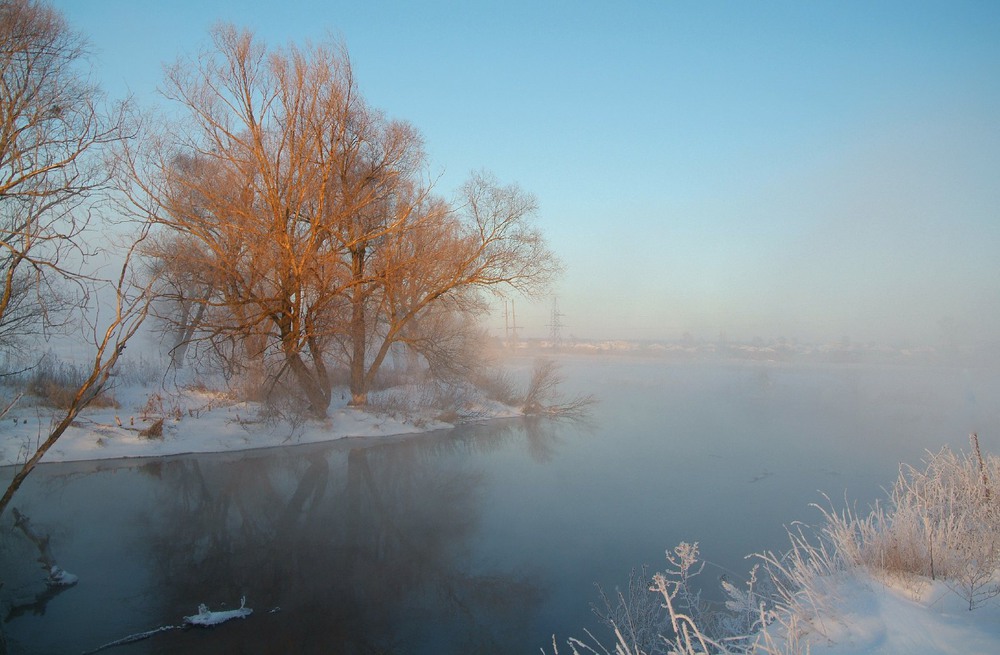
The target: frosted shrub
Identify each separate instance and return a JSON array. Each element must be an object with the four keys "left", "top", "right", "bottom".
[
  {"left": 554, "top": 542, "right": 819, "bottom": 655},
  {"left": 754, "top": 520, "right": 847, "bottom": 646},
  {"left": 650, "top": 543, "right": 730, "bottom": 654},
  {"left": 815, "top": 436, "right": 1000, "bottom": 609},
  {"left": 715, "top": 565, "right": 776, "bottom": 647},
  {"left": 948, "top": 541, "right": 1000, "bottom": 611},
  {"left": 556, "top": 543, "right": 765, "bottom": 655},
  {"left": 592, "top": 565, "right": 669, "bottom": 655}
]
